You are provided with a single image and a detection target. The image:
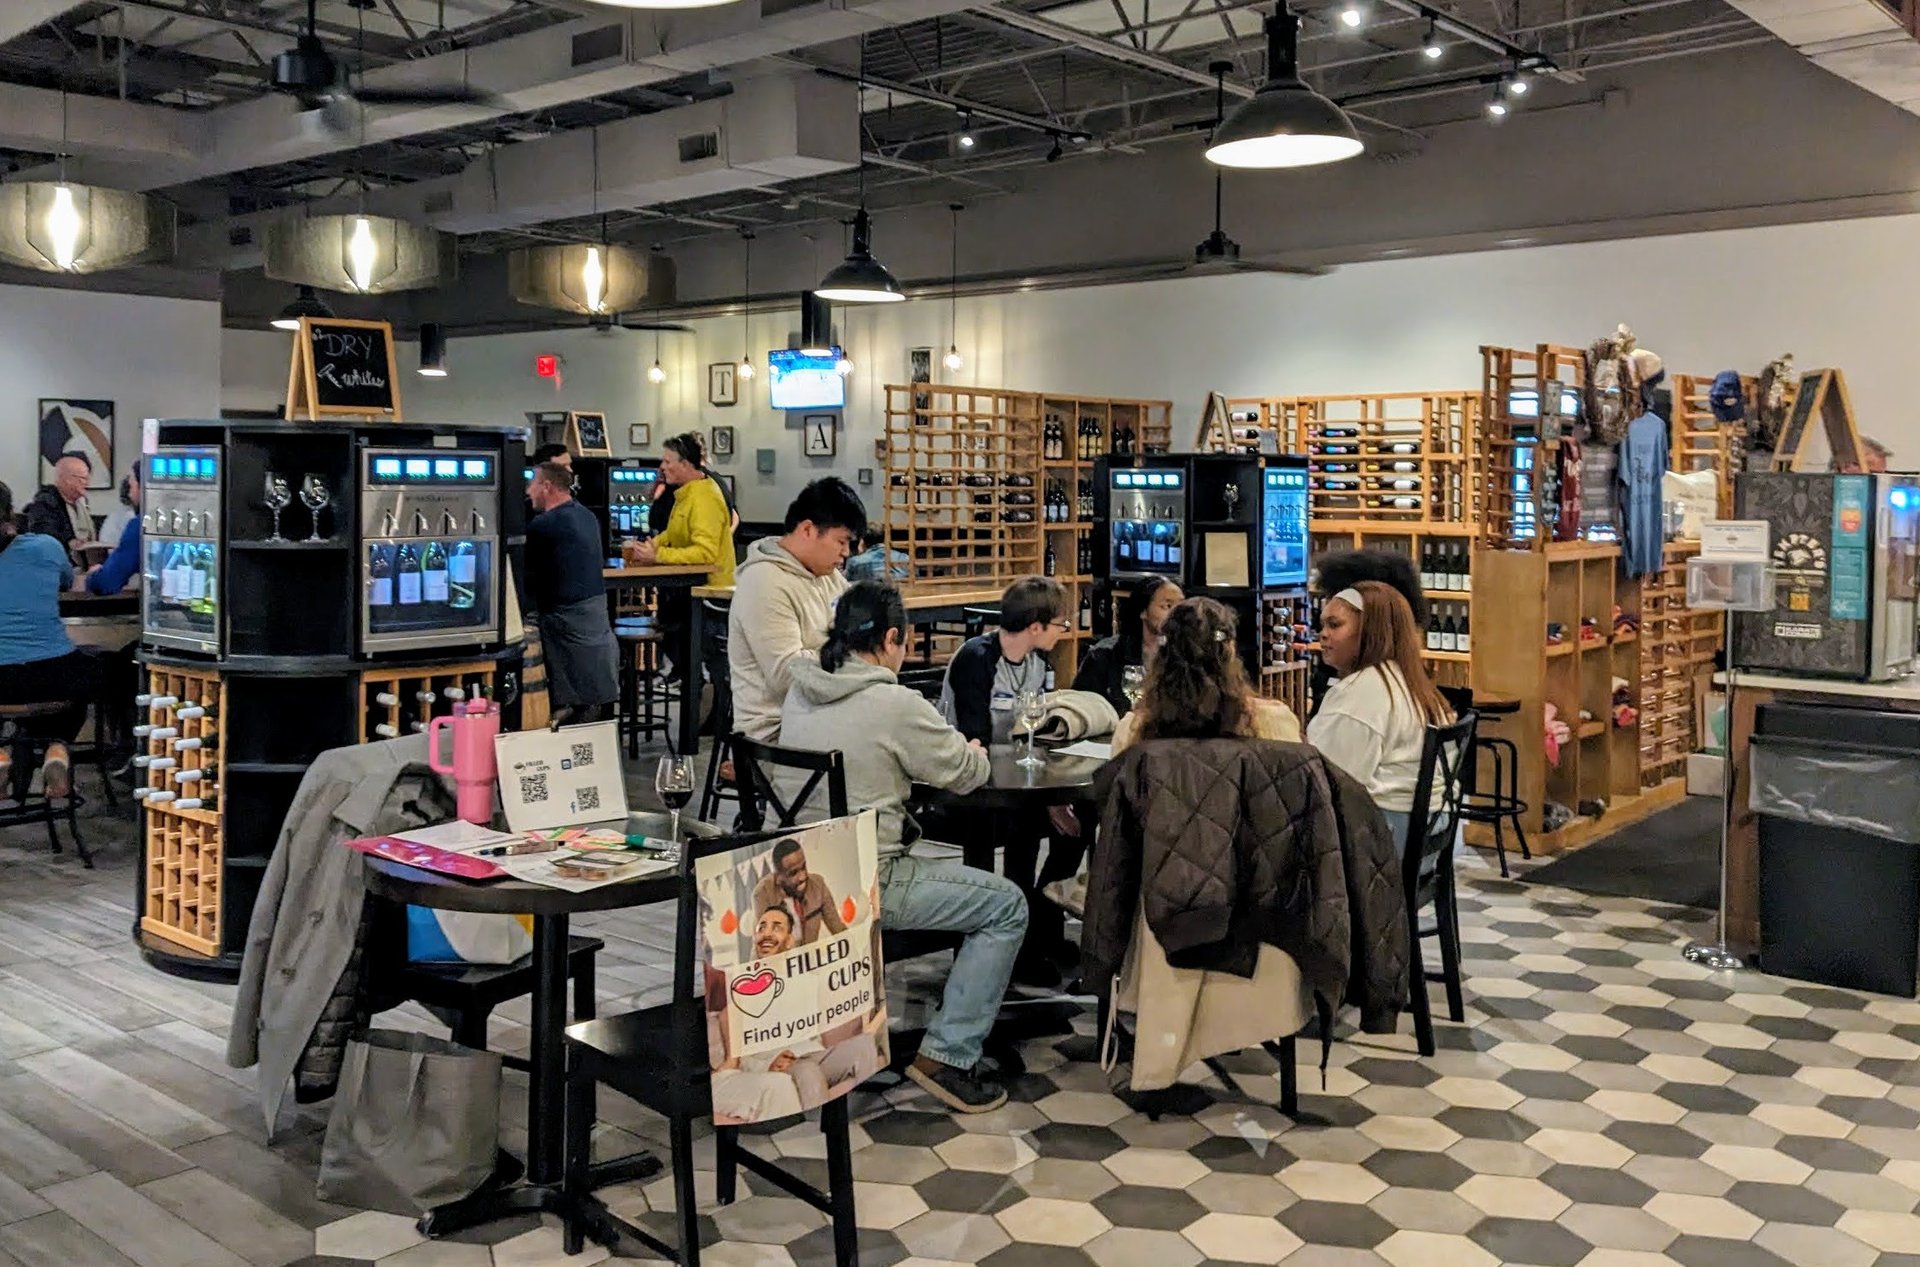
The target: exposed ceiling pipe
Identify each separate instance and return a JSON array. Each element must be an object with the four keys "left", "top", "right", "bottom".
[
  {"left": 972, "top": 6, "right": 1257, "bottom": 102},
  {"left": 807, "top": 65, "right": 1093, "bottom": 140}
]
